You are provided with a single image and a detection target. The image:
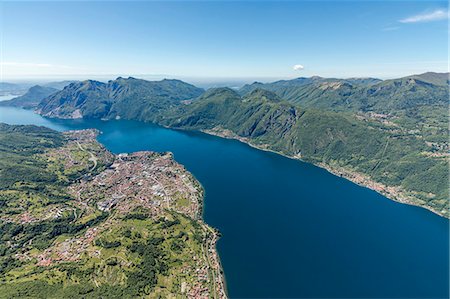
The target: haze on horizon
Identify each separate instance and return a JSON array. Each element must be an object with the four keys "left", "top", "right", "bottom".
[{"left": 0, "top": 1, "right": 448, "bottom": 82}]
